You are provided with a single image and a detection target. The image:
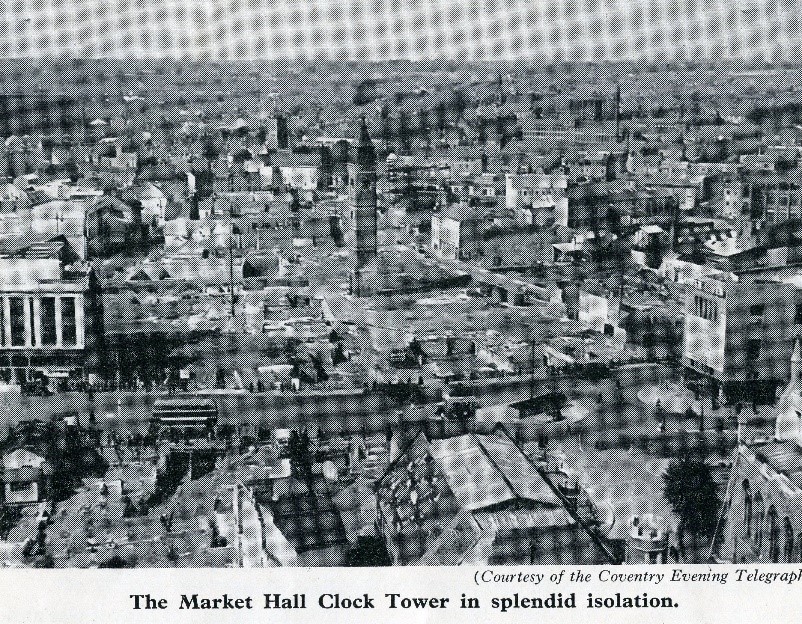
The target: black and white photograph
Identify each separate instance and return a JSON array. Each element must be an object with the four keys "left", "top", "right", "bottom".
[{"left": 0, "top": 0, "right": 797, "bottom": 571}]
